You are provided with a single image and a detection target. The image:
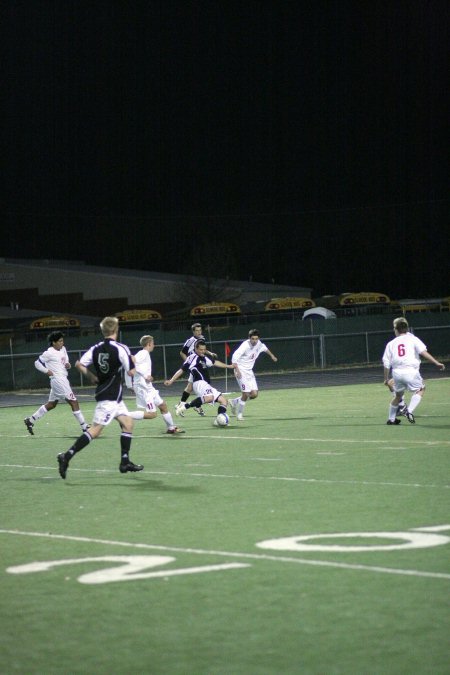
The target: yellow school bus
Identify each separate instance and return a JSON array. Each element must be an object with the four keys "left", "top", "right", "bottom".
[
  {"left": 115, "top": 309, "right": 162, "bottom": 322},
  {"left": 265, "top": 297, "right": 315, "bottom": 311},
  {"left": 393, "top": 298, "right": 447, "bottom": 314},
  {"left": 190, "top": 302, "right": 241, "bottom": 317},
  {"left": 30, "top": 315, "right": 81, "bottom": 330},
  {"left": 338, "top": 292, "right": 390, "bottom": 306}
]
